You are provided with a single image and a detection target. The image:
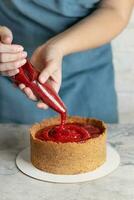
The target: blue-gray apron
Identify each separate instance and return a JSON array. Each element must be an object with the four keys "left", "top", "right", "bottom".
[{"left": 0, "top": 0, "right": 118, "bottom": 124}]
